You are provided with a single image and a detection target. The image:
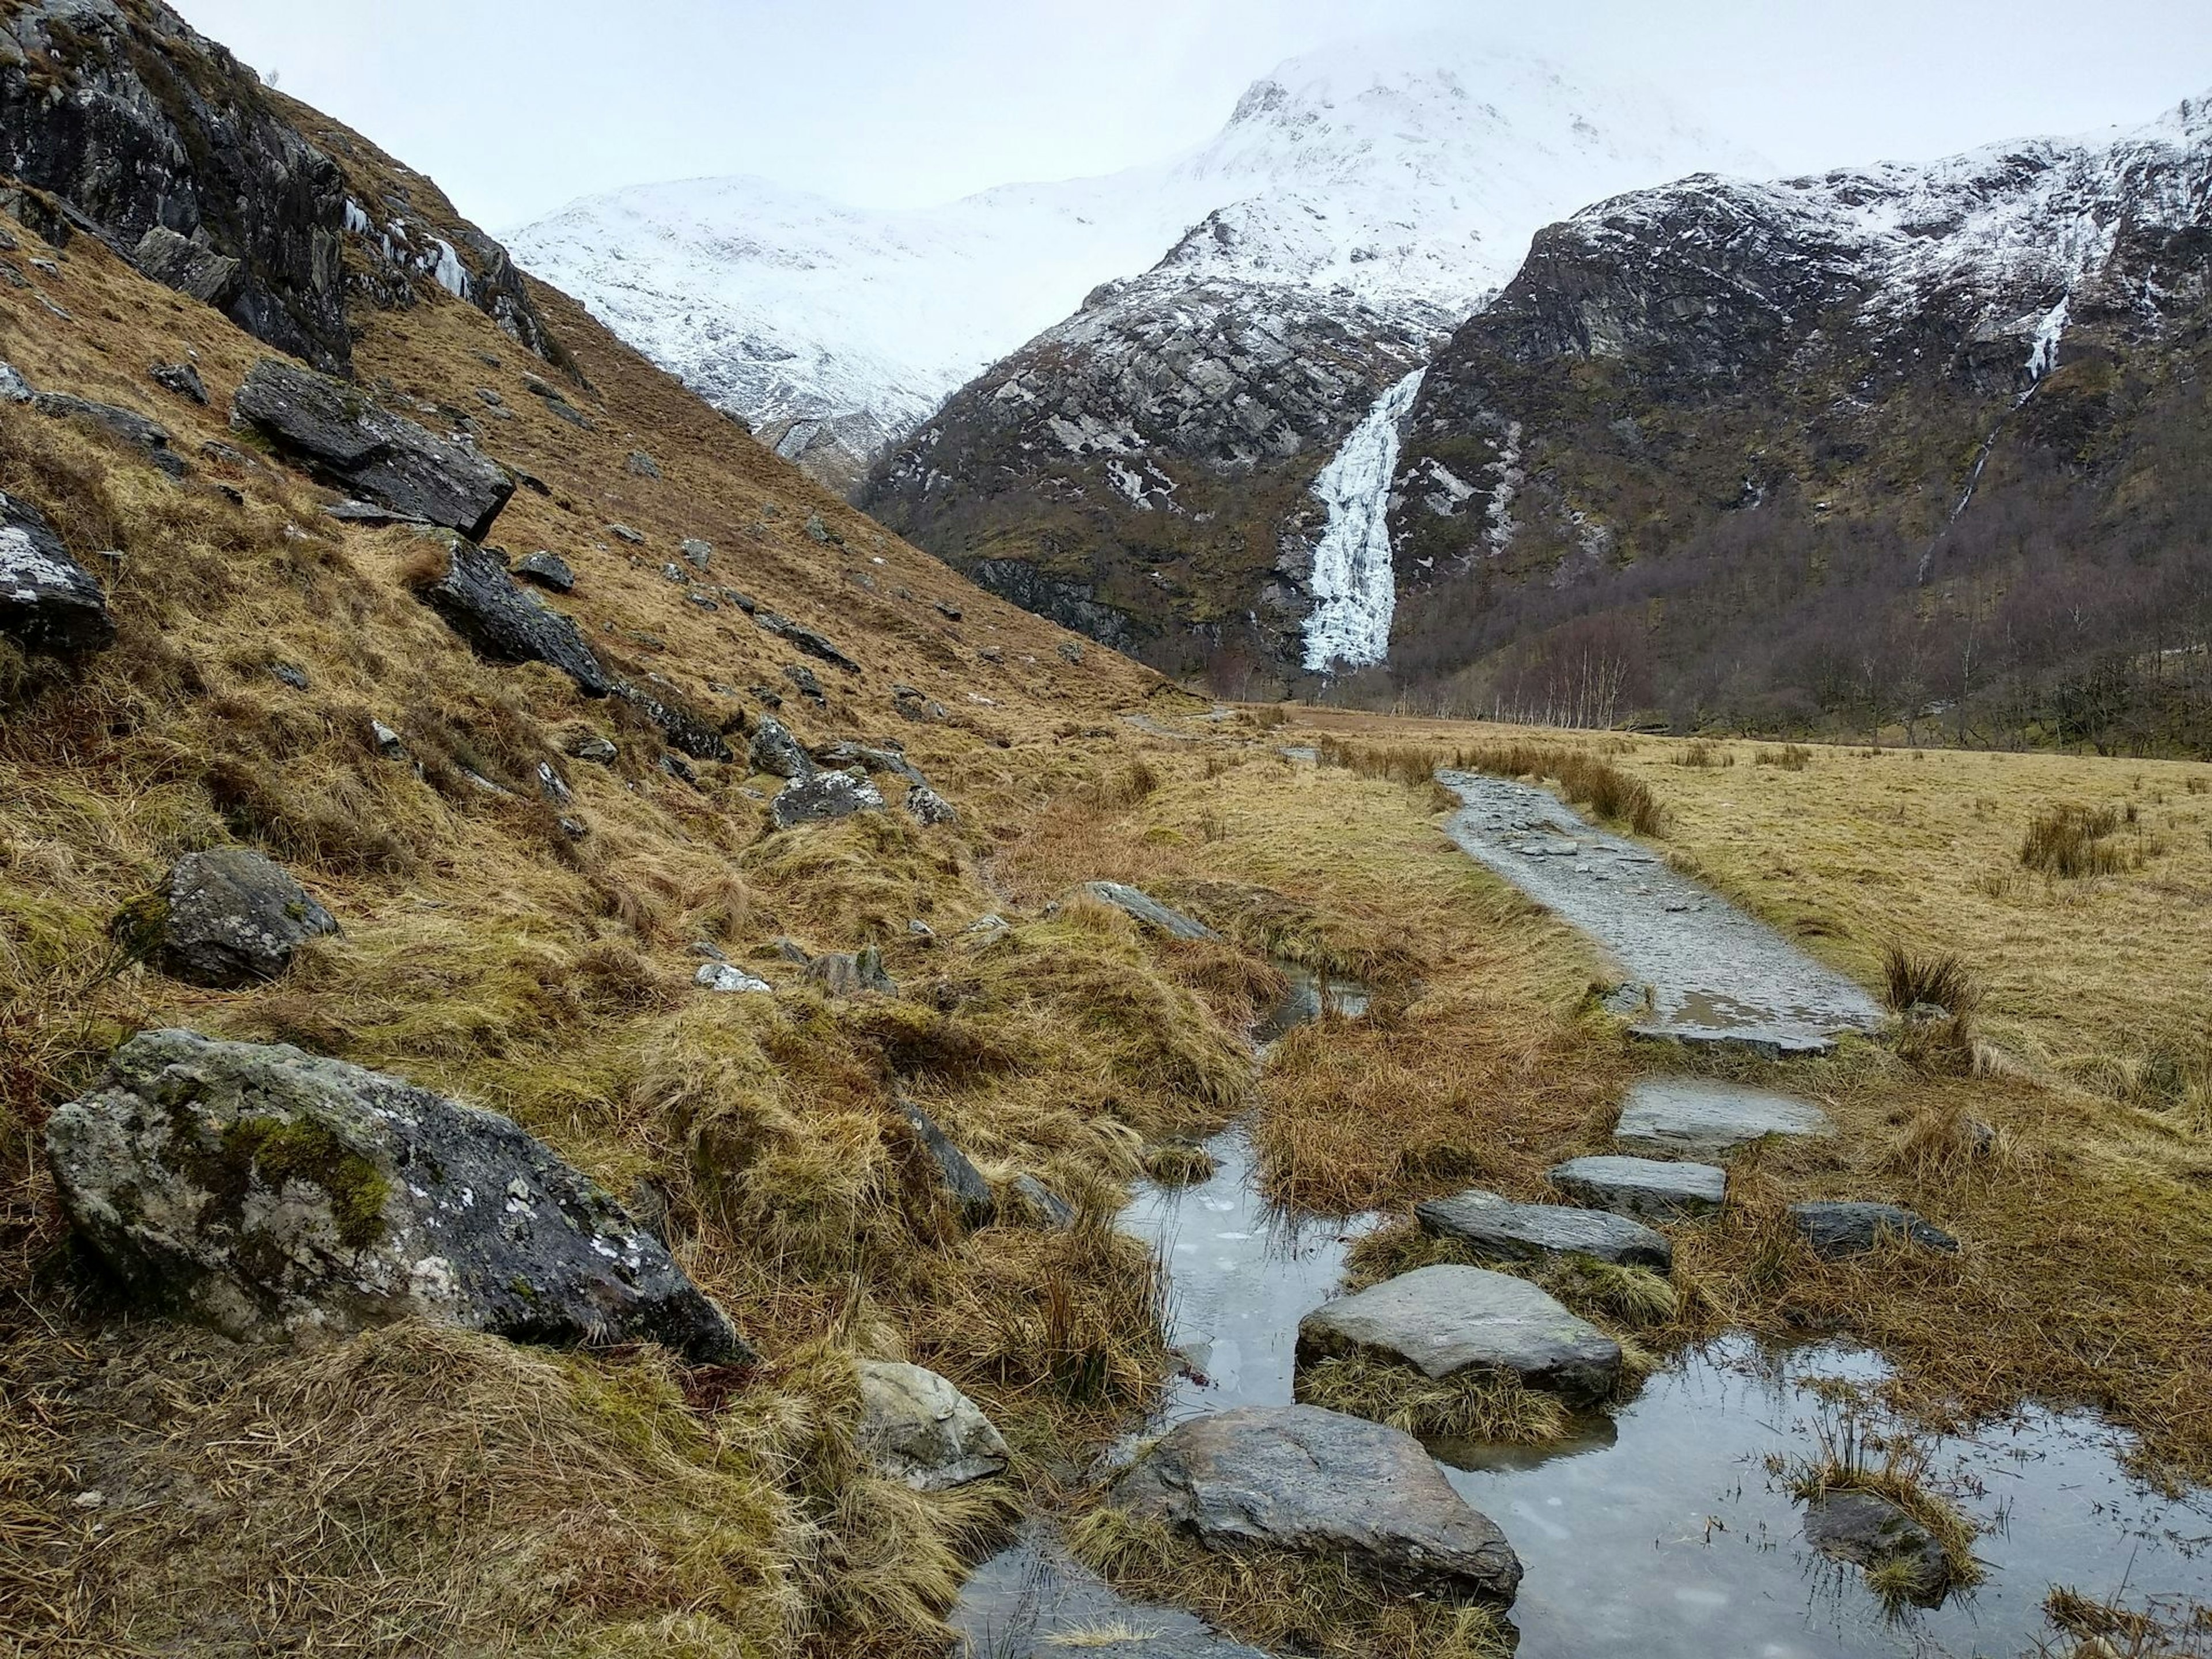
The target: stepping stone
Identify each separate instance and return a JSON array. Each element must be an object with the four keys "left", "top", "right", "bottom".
[
  {"left": 1107, "top": 1404, "right": 1522, "bottom": 1605},
  {"left": 1802, "top": 1489, "right": 1954, "bottom": 1606},
  {"left": 1548, "top": 1155, "right": 1726, "bottom": 1222},
  {"left": 952, "top": 1525, "right": 1272, "bottom": 1659},
  {"left": 1613, "top": 1078, "right": 1832, "bottom": 1160},
  {"left": 1296, "top": 1264, "right": 1621, "bottom": 1404},
  {"left": 1080, "top": 881, "right": 1219, "bottom": 941},
  {"left": 1790, "top": 1202, "right": 1958, "bottom": 1258},
  {"left": 1628, "top": 1023, "right": 1838, "bottom": 1059},
  {"left": 1416, "top": 1189, "right": 1672, "bottom": 1272}
]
